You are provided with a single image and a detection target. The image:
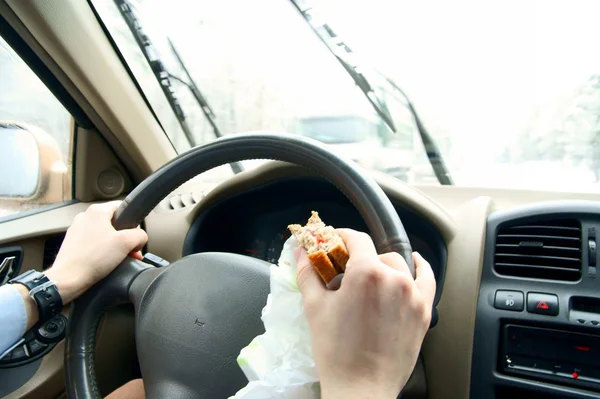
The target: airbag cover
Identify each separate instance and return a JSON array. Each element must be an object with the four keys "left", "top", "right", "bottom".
[{"left": 135, "top": 253, "right": 270, "bottom": 399}]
